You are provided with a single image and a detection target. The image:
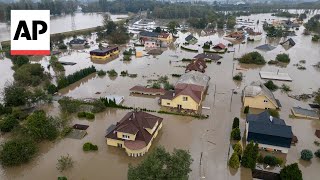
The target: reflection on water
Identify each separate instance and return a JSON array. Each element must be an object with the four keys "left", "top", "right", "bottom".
[
  {"left": 0, "top": 13, "right": 128, "bottom": 42},
  {"left": 0, "top": 11, "right": 319, "bottom": 180}
]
